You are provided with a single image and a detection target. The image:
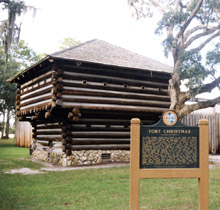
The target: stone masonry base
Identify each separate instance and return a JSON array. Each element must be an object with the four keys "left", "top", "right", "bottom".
[{"left": 32, "top": 150, "right": 130, "bottom": 167}]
